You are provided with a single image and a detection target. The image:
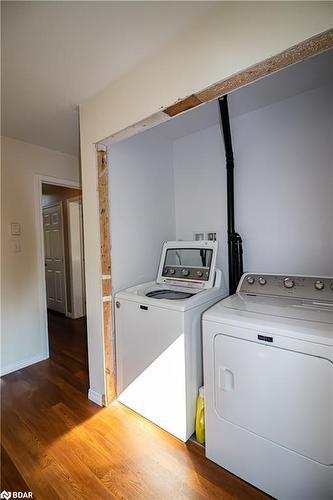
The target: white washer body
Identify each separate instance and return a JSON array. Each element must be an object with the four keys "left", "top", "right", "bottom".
[
  {"left": 115, "top": 241, "right": 227, "bottom": 442},
  {"left": 203, "top": 273, "right": 333, "bottom": 500}
]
